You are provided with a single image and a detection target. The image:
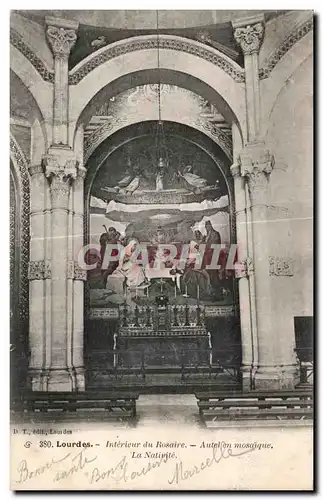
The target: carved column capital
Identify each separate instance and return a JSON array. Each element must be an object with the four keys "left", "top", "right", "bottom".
[
  {"left": 28, "top": 260, "right": 52, "bottom": 280},
  {"left": 237, "top": 143, "right": 275, "bottom": 204},
  {"left": 42, "top": 147, "right": 80, "bottom": 210},
  {"left": 67, "top": 261, "right": 87, "bottom": 281},
  {"left": 45, "top": 17, "right": 78, "bottom": 59},
  {"left": 233, "top": 20, "right": 264, "bottom": 56}
]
